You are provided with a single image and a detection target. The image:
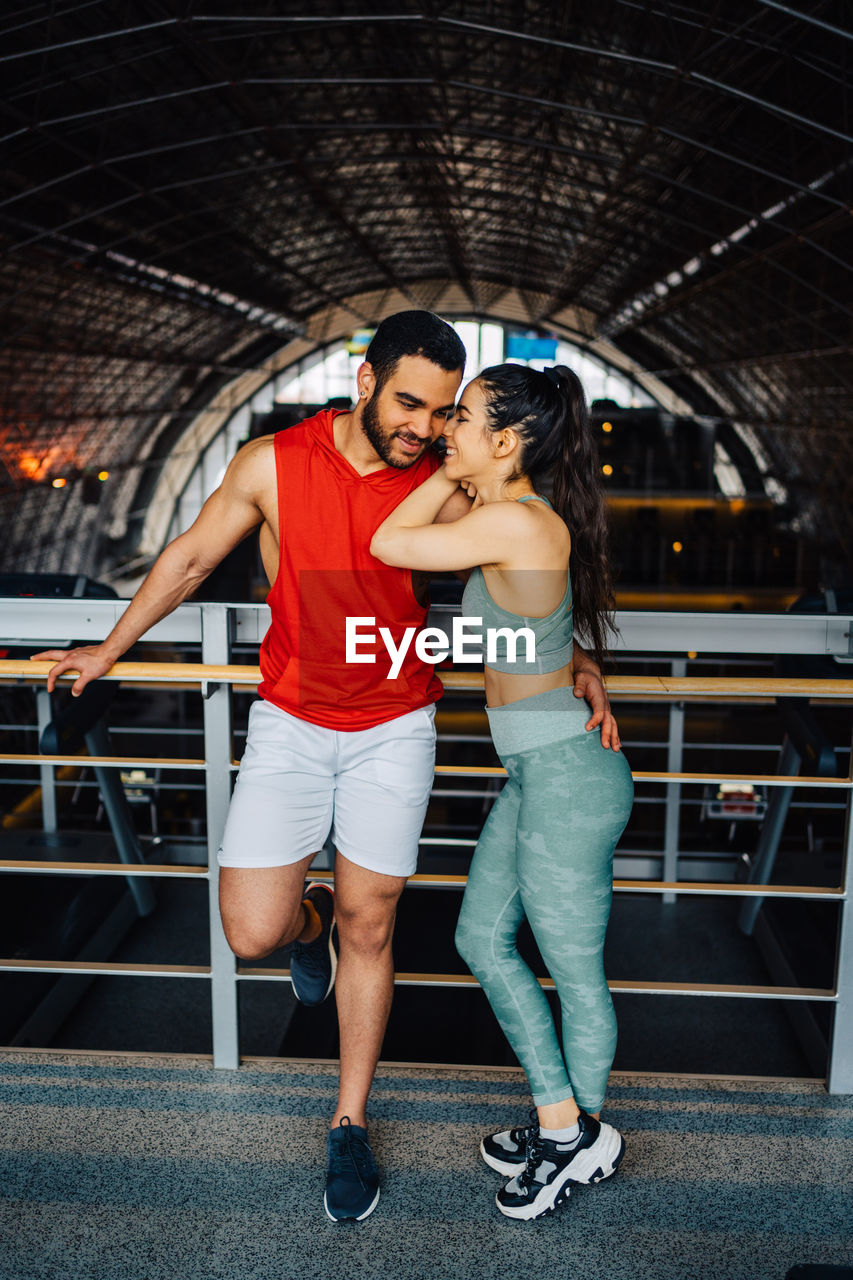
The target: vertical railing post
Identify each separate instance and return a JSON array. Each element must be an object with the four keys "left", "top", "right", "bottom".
[
  {"left": 202, "top": 603, "right": 239, "bottom": 1069},
  {"left": 827, "top": 731, "right": 853, "bottom": 1094},
  {"left": 86, "top": 721, "right": 156, "bottom": 918},
  {"left": 35, "top": 688, "right": 57, "bottom": 833},
  {"left": 738, "top": 737, "right": 800, "bottom": 936},
  {"left": 662, "top": 658, "right": 686, "bottom": 904}
]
